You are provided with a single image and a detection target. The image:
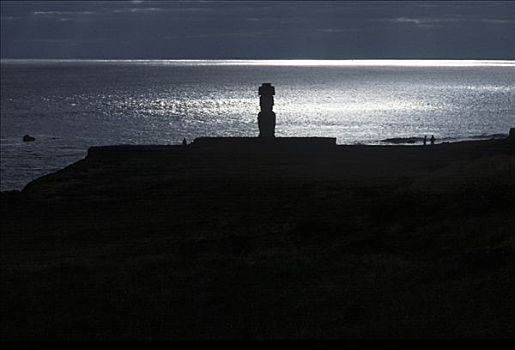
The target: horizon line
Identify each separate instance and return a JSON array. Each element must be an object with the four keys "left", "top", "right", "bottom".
[{"left": 2, "top": 59, "right": 515, "bottom": 67}]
